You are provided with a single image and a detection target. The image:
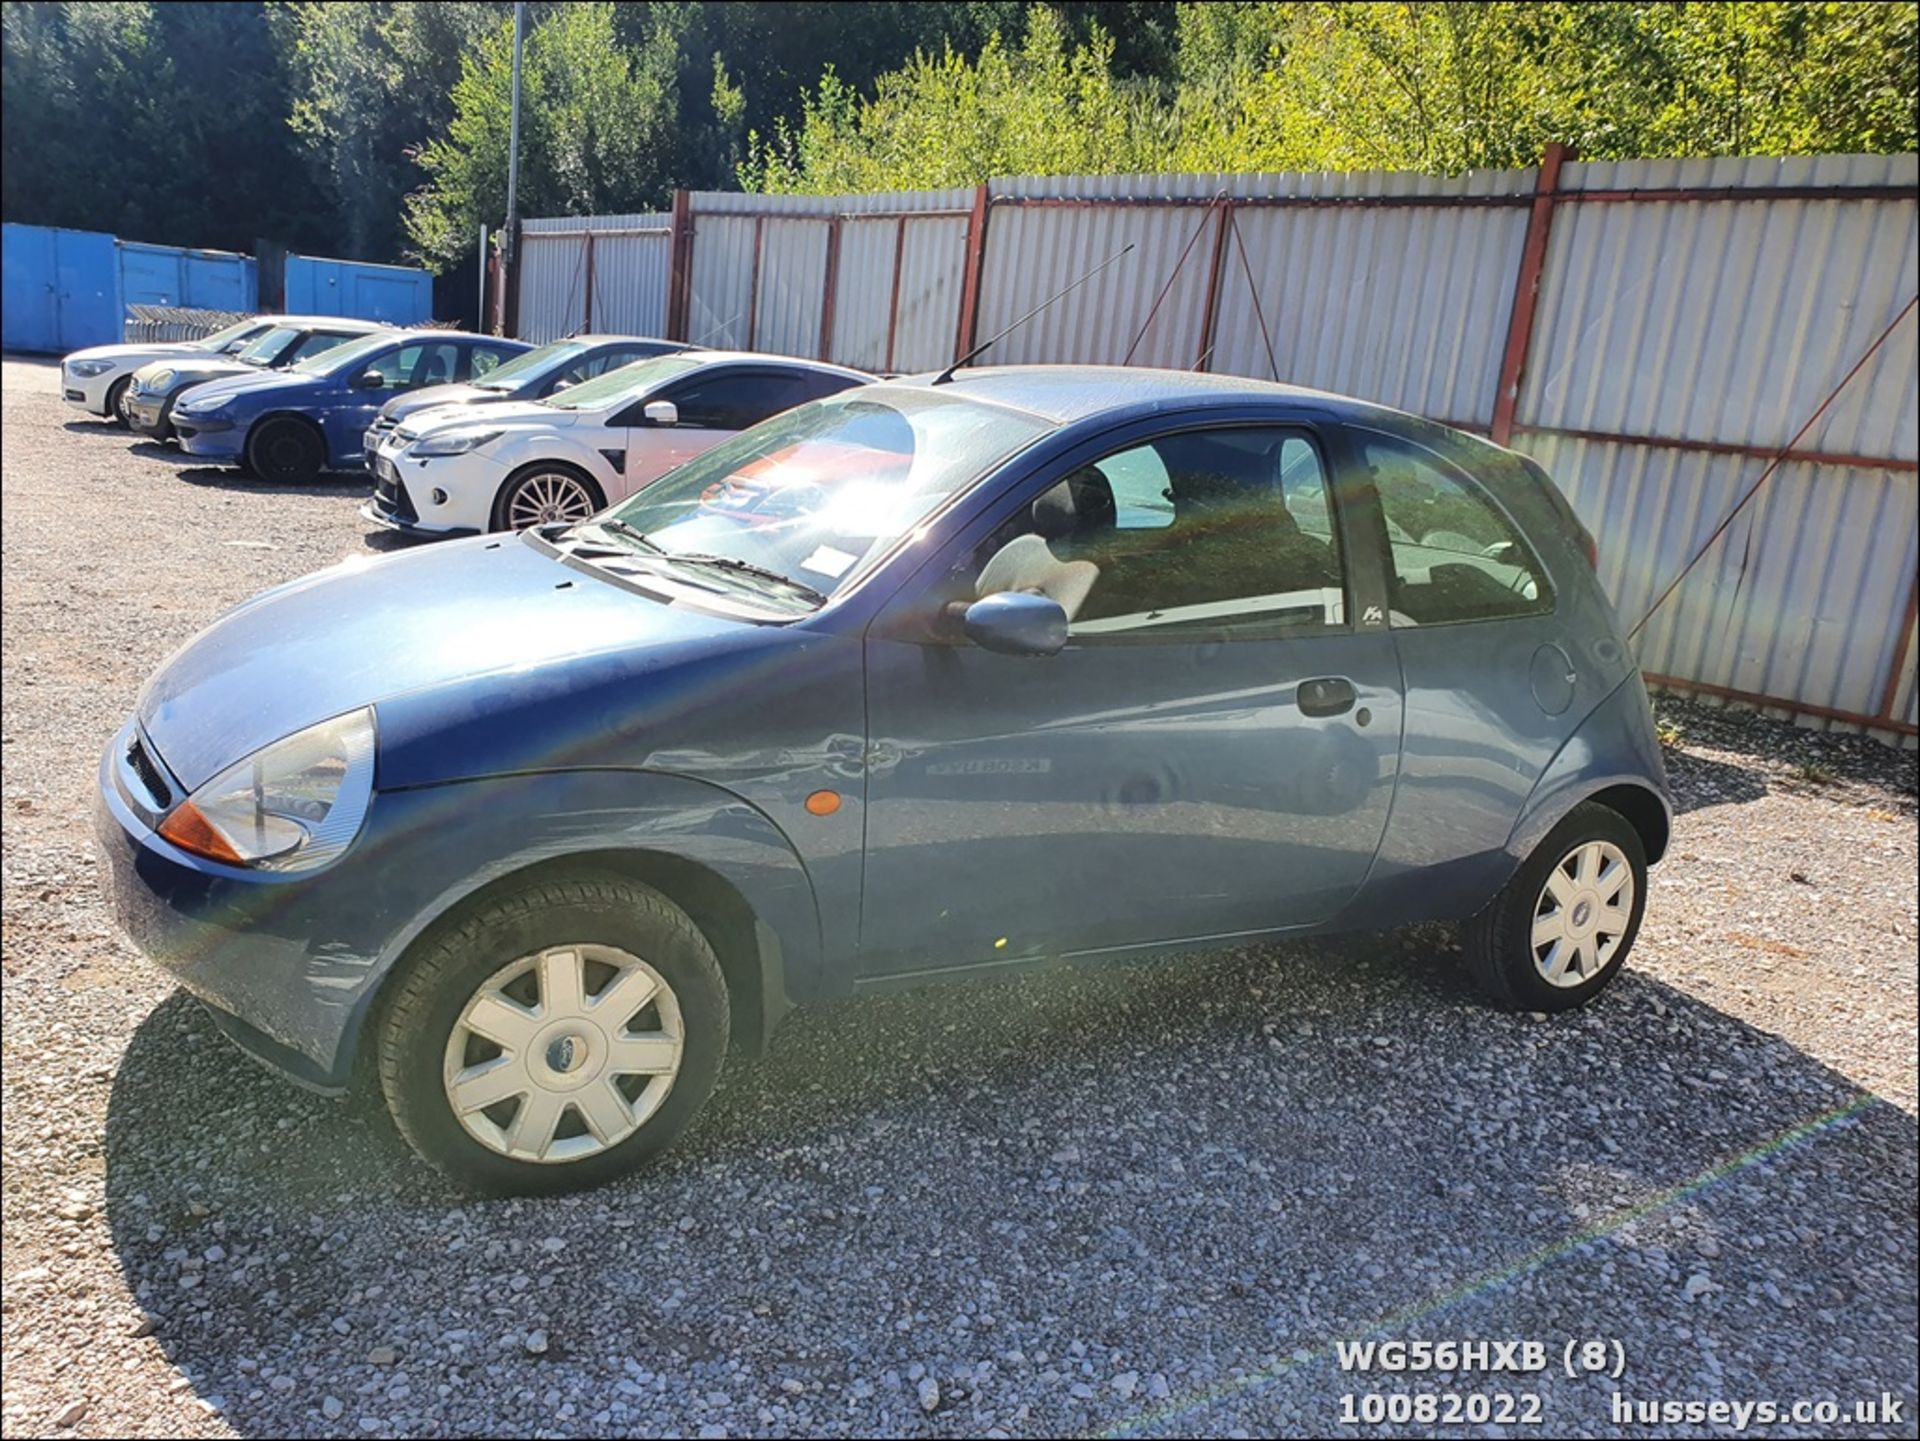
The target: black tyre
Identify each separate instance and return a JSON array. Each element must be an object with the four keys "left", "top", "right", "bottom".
[
  {"left": 244, "top": 416, "right": 327, "bottom": 483},
  {"left": 106, "top": 376, "right": 134, "bottom": 428},
  {"left": 492, "top": 464, "right": 604, "bottom": 532},
  {"left": 376, "top": 872, "right": 729, "bottom": 1195},
  {"left": 1461, "top": 801, "right": 1647, "bottom": 1012}
]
